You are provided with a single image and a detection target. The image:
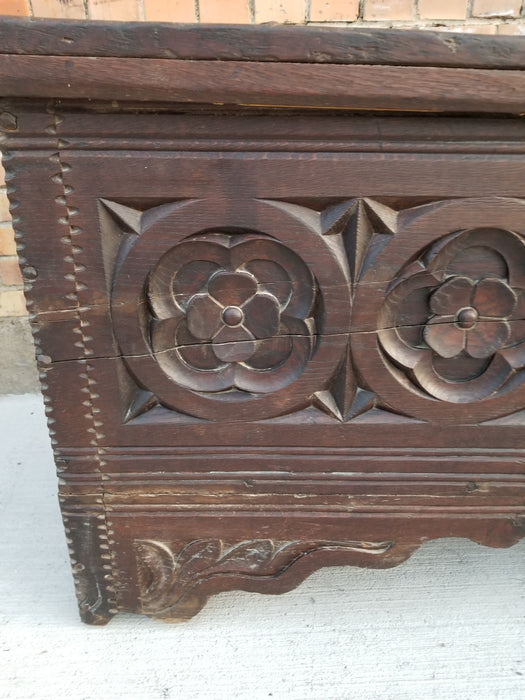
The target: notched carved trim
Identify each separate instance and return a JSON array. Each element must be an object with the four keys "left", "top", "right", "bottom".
[
  {"left": 135, "top": 537, "right": 395, "bottom": 621},
  {"left": 61, "top": 508, "right": 117, "bottom": 625}
]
